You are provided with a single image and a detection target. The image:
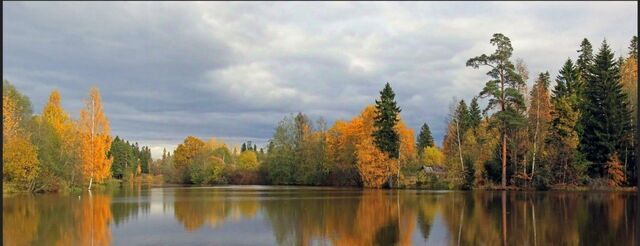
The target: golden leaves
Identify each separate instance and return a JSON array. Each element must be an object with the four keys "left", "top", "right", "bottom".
[
  {"left": 79, "top": 87, "right": 113, "bottom": 183},
  {"left": 327, "top": 105, "right": 414, "bottom": 188}
]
